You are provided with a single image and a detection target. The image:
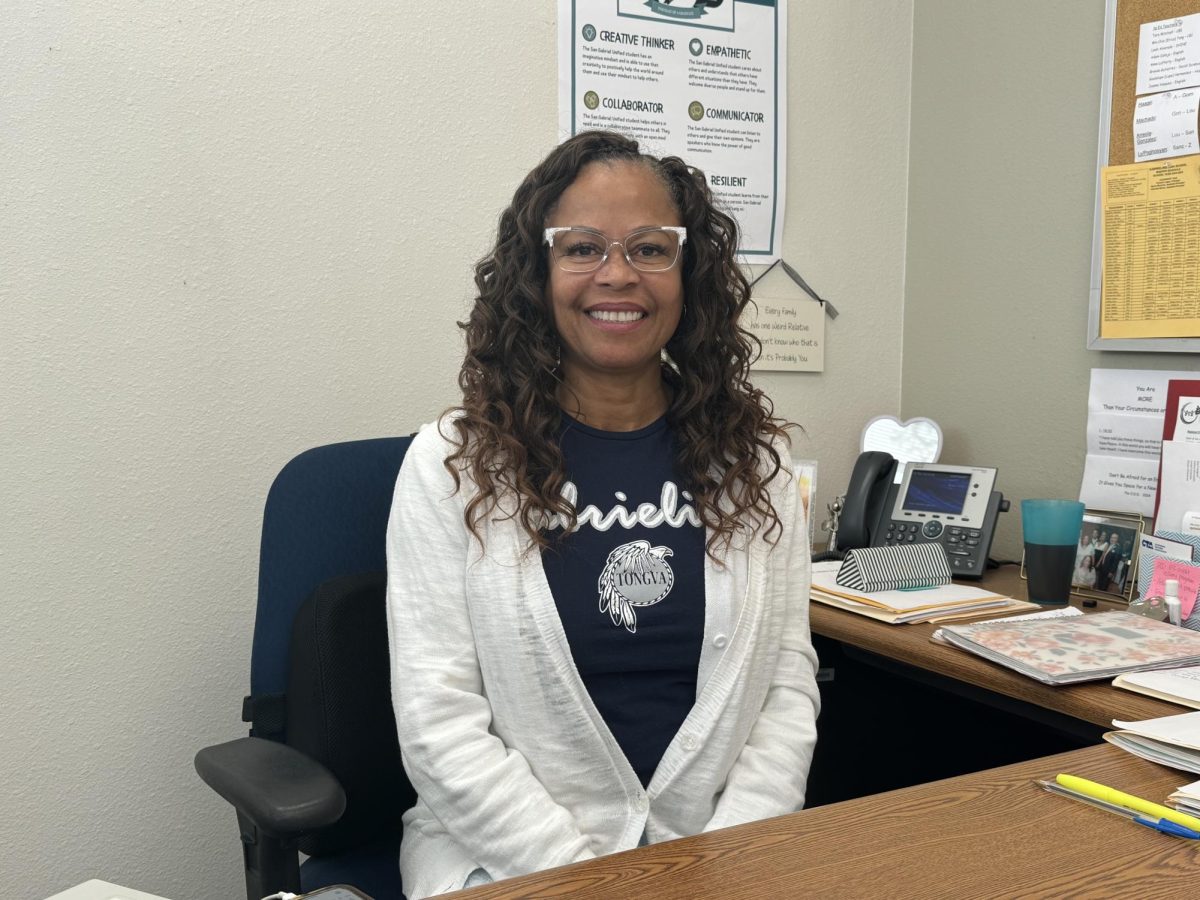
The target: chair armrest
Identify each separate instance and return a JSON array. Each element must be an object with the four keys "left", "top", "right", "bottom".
[{"left": 195, "top": 736, "right": 347, "bottom": 838}]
